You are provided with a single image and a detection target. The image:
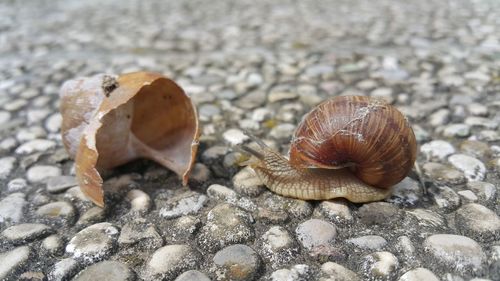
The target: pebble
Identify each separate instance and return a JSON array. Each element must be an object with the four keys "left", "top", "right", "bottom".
[
  {"left": 232, "top": 166, "right": 265, "bottom": 197},
  {"left": 72, "top": 261, "right": 136, "bottom": 281},
  {"left": 1, "top": 223, "right": 52, "bottom": 244},
  {"left": 212, "top": 244, "right": 261, "bottom": 281},
  {"left": 197, "top": 203, "right": 254, "bottom": 252},
  {"left": 457, "top": 190, "right": 478, "bottom": 202},
  {"left": 455, "top": 203, "right": 500, "bottom": 242},
  {"left": 317, "top": 199, "right": 353, "bottom": 224},
  {"left": 0, "top": 246, "right": 30, "bottom": 280},
  {"left": 222, "top": 128, "right": 249, "bottom": 145},
  {"left": 390, "top": 177, "right": 422, "bottom": 206},
  {"left": 45, "top": 113, "right": 62, "bottom": 133},
  {"left": 143, "top": 244, "right": 201, "bottom": 281},
  {"left": 407, "top": 209, "right": 445, "bottom": 229},
  {"left": 76, "top": 207, "right": 105, "bottom": 228},
  {"left": 259, "top": 226, "right": 298, "bottom": 268},
  {"left": 361, "top": 251, "right": 399, "bottom": 280},
  {"left": 26, "top": 165, "right": 61, "bottom": 182},
  {"left": 347, "top": 235, "right": 387, "bottom": 250},
  {"left": 320, "top": 262, "right": 360, "bottom": 281},
  {"left": 295, "top": 219, "right": 337, "bottom": 250},
  {"left": 270, "top": 264, "right": 310, "bottom": 281},
  {"left": 189, "top": 163, "right": 211, "bottom": 182},
  {"left": 269, "top": 123, "right": 295, "bottom": 139},
  {"left": 423, "top": 234, "right": 485, "bottom": 272},
  {"left": 443, "top": 124, "right": 471, "bottom": 137},
  {"left": 66, "top": 222, "right": 120, "bottom": 264},
  {"left": 201, "top": 146, "right": 228, "bottom": 163},
  {"left": 126, "top": 189, "right": 151, "bottom": 214},
  {"left": 46, "top": 176, "right": 78, "bottom": 193},
  {"left": 479, "top": 130, "right": 500, "bottom": 141},
  {"left": 422, "top": 162, "right": 466, "bottom": 185},
  {"left": 118, "top": 220, "right": 163, "bottom": 250},
  {"left": 465, "top": 116, "right": 498, "bottom": 129},
  {"left": 206, "top": 184, "right": 257, "bottom": 212},
  {"left": 0, "top": 157, "right": 16, "bottom": 179},
  {"left": 358, "top": 202, "right": 401, "bottom": 226},
  {"left": 268, "top": 91, "right": 298, "bottom": 103},
  {"left": 467, "top": 182, "right": 496, "bottom": 203},
  {"left": 158, "top": 191, "right": 207, "bottom": 219},
  {"left": 420, "top": 140, "right": 455, "bottom": 160},
  {"left": 36, "top": 201, "right": 76, "bottom": 225},
  {"left": 395, "top": 236, "right": 416, "bottom": 262},
  {"left": 428, "top": 185, "right": 461, "bottom": 212},
  {"left": 467, "top": 103, "right": 488, "bottom": 116},
  {"left": 448, "top": 154, "right": 486, "bottom": 181},
  {"left": 7, "top": 178, "right": 28, "bottom": 192},
  {"left": 0, "top": 193, "right": 27, "bottom": 224},
  {"left": 371, "top": 87, "right": 394, "bottom": 103},
  {"left": 0, "top": 110, "right": 11, "bottom": 123},
  {"left": 15, "top": 139, "right": 56, "bottom": 154},
  {"left": 175, "top": 270, "right": 211, "bottom": 281},
  {"left": 459, "top": 140, "right": 490, "bottom": 159},
  {"left": 398, "top": 268, "right": 439, "bottom": 281},
  {"left": 48, "top": 258, "right": 80, "bottom": 281},
  {"left": 428, "top": 108, "right": 450, "bottom": 126},
  {"left": 41, "top": 234, "right": 64, "bottom": 255}
]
